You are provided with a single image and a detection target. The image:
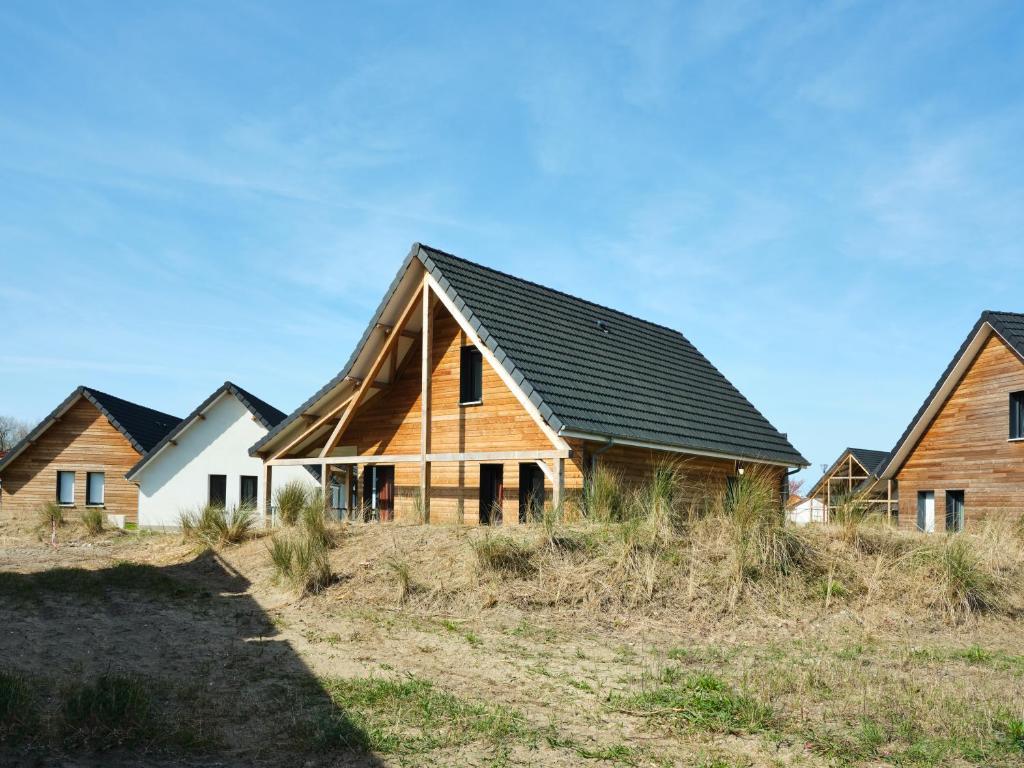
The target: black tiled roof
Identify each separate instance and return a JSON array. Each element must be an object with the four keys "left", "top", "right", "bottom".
[
  {"left": 421, "top": 246, "right": 806, "bottom": 466},
  {"left": 848, "top": 448, "right": 889, "bottom": 475},
  {"left": 253, "top": 243, "right": 806, "bottom": 466},
  {"left": 85, "top": 388, "right": 181, "bottom": 453},
  {"left": 0, "top": 386, "right": 180, "bottom": 473},
  {"left": 877, "top": 310, "right": 1024, "bottom": 477}
]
